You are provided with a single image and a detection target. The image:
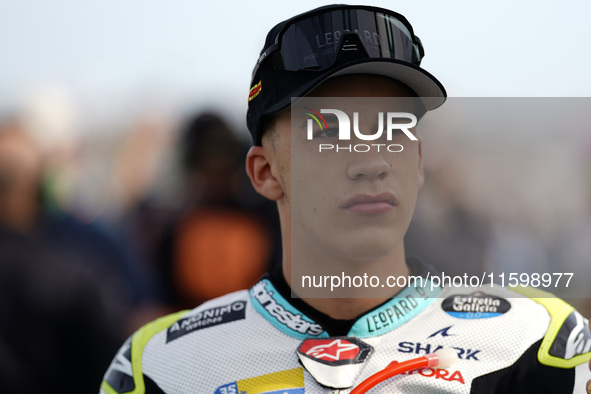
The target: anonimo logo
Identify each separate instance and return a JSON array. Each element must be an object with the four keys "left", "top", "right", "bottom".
[
  {"left": 303, "top": 107, "right": 418, "bottom": 153},
  {"left": 166, "top": 300, "right": 246, "bottom": 343}
]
